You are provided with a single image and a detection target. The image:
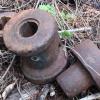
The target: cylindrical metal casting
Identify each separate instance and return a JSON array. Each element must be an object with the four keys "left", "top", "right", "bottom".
[
  {"left": 3, "top": 9, "right": 68, "bottom": 84},
  {"left": 56, "top": 61, "right": 93, "bottom": 97}
]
